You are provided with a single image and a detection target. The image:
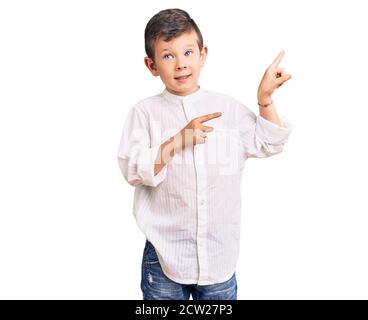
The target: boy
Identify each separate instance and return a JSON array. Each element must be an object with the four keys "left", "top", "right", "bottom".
[{"left": 117, "top": 8, "right": 293, "bottom": 300}]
